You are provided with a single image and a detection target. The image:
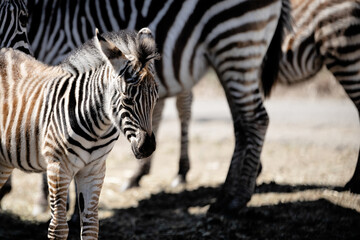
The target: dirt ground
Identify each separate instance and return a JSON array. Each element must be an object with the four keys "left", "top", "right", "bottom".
[{"left": 0, "top": 69, "right": 359, "bottom": 239}]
